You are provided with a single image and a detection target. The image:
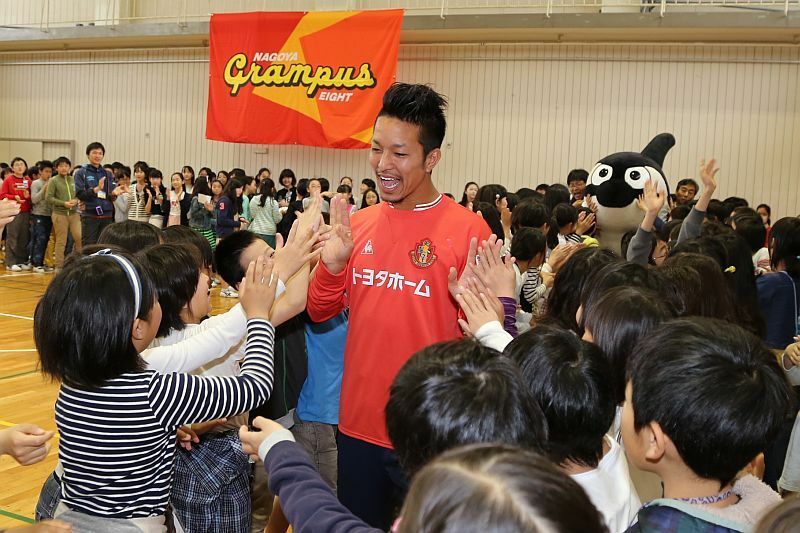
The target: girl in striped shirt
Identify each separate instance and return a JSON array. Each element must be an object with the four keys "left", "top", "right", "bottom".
[{"left": 35, "top": 248, "right": 280, "bottom": 531}]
